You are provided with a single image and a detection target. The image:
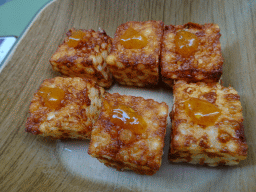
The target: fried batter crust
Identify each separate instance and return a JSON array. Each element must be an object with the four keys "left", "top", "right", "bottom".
[
  {"left": 169, "top": 80, "right": 247, "bottom": 166},
  {"left": 106, "top": 21, "right": 164, "bottom": 87},
  {"left": 25, "top": 77, "right": 105, "bottom": 139},
  {"left": 50, "top": 28, "right": 113, "bottom": 88},
  {"left": 88, "top": 93, "right": 168, "bottom": 175},
  {"left": 161, "top": 23, "right": 224, "bottom": 86}
]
